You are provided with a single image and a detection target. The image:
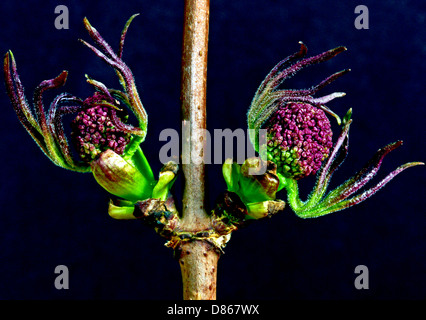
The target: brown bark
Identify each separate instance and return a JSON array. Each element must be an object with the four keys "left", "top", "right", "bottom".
[
  {"left": 179, "top": 0, "right": 218, "bottom": 300},
  {"left": 178, "top": 241, "right": 218, "bottom": 300}
]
